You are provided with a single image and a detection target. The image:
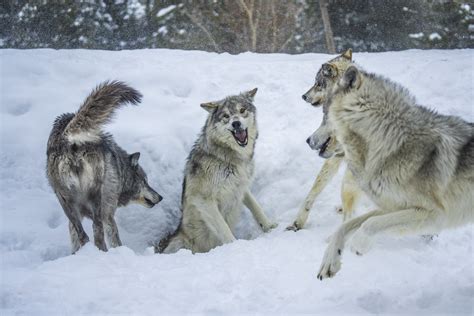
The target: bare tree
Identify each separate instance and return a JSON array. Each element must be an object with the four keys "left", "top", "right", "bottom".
[
  {"left": 180, "top": 0, "right": 301, "bottom": 53},
  {"left": 319, "top": 0, "right": 335, "bottom": 53}
]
